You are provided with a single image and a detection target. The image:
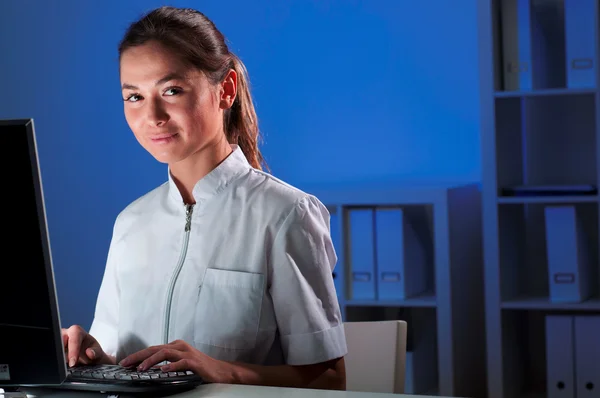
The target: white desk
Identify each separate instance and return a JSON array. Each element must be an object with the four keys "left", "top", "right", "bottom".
[
  {"left": 13, "top": 384, "right": 446, "bottom": 398},
  {"left": 168, "top": 384, "right": 443, "bottom": 397}
]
